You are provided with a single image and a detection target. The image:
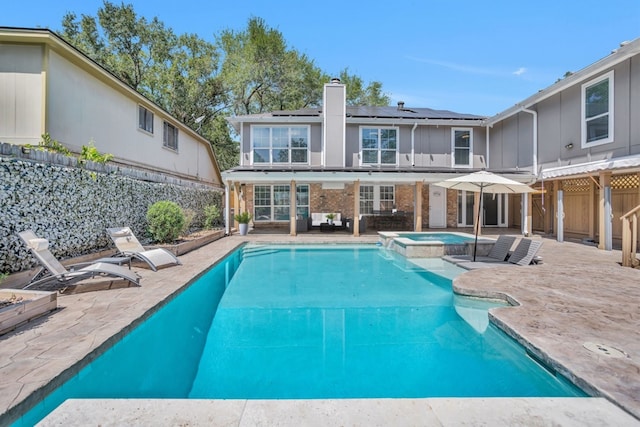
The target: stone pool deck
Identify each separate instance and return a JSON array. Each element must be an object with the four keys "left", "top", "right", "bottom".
[{"left": 0, "top": 230, "right": 639, "bottom": 426}]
